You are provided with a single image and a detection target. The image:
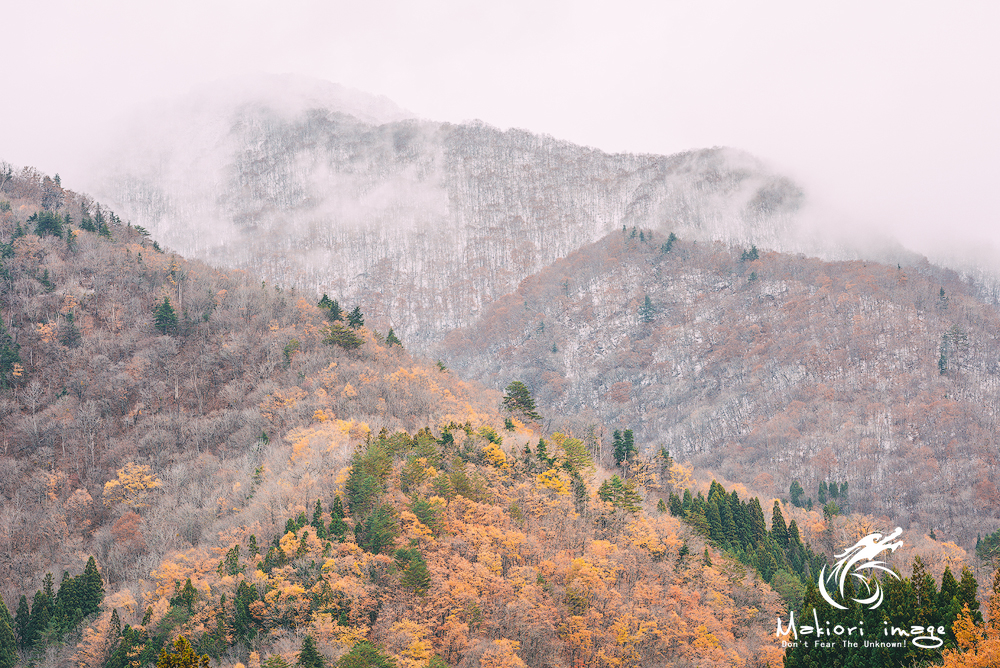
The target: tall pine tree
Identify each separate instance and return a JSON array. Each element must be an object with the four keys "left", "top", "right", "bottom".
[
  {"left": 0, "top": 599, "right": 14, "bottom": 668},
  {"left": 154, "top": 297, "right": 178, "bottom": 335},
  {"left": 347, "top": 306, "right": 364, "bottom": 329}
]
